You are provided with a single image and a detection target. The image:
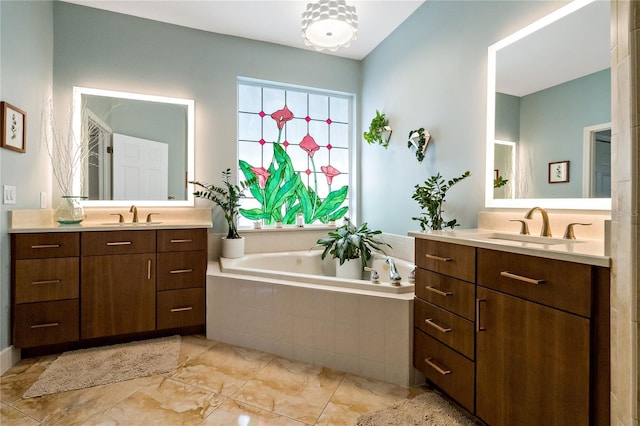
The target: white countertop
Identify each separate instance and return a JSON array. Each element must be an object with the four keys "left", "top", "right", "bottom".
[
  {"left": 409, "top": 228, "right": 610, "bottom": 267},
  {"left": 9, "top": 207, "right": 212, "bottom": 233}
]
